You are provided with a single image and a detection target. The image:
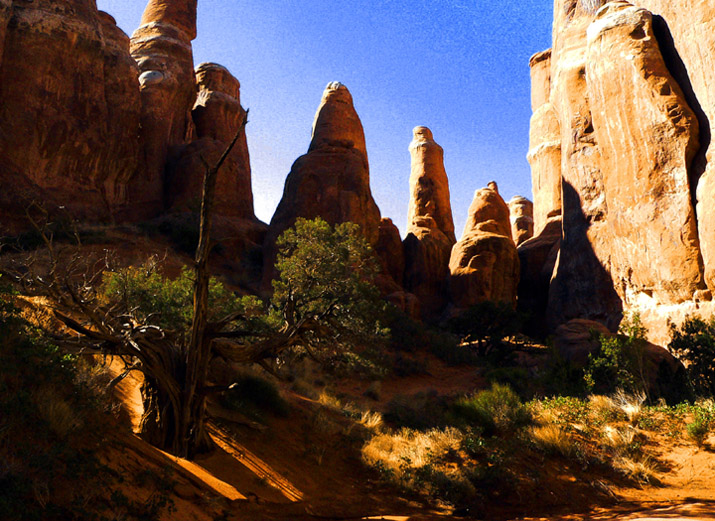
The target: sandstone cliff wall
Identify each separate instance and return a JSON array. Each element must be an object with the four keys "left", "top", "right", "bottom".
[{"left": 528, "top": 0, "right": 715, "bottom": 343}]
